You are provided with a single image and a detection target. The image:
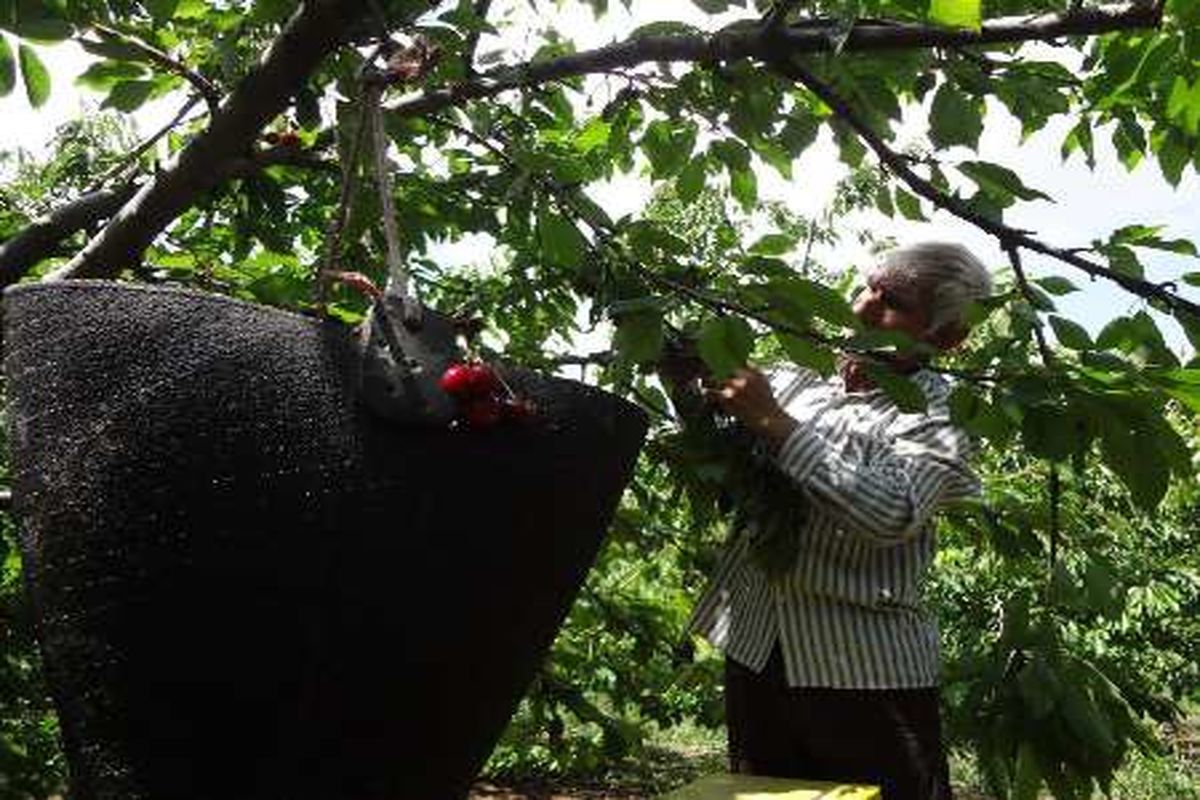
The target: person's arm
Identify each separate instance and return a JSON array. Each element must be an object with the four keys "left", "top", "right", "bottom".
[
  {"left": 709, "top": 367, "right": 979, "bottom": 546},
  {"left": 773, "top": 414, "right": 979, "bottom": 546}
]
